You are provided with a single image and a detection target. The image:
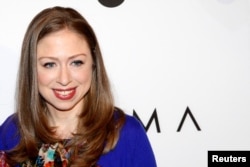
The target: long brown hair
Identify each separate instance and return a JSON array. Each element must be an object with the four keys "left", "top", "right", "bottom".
[{"left": 7, "top": 6, "right": 125, "bottom": 166}]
